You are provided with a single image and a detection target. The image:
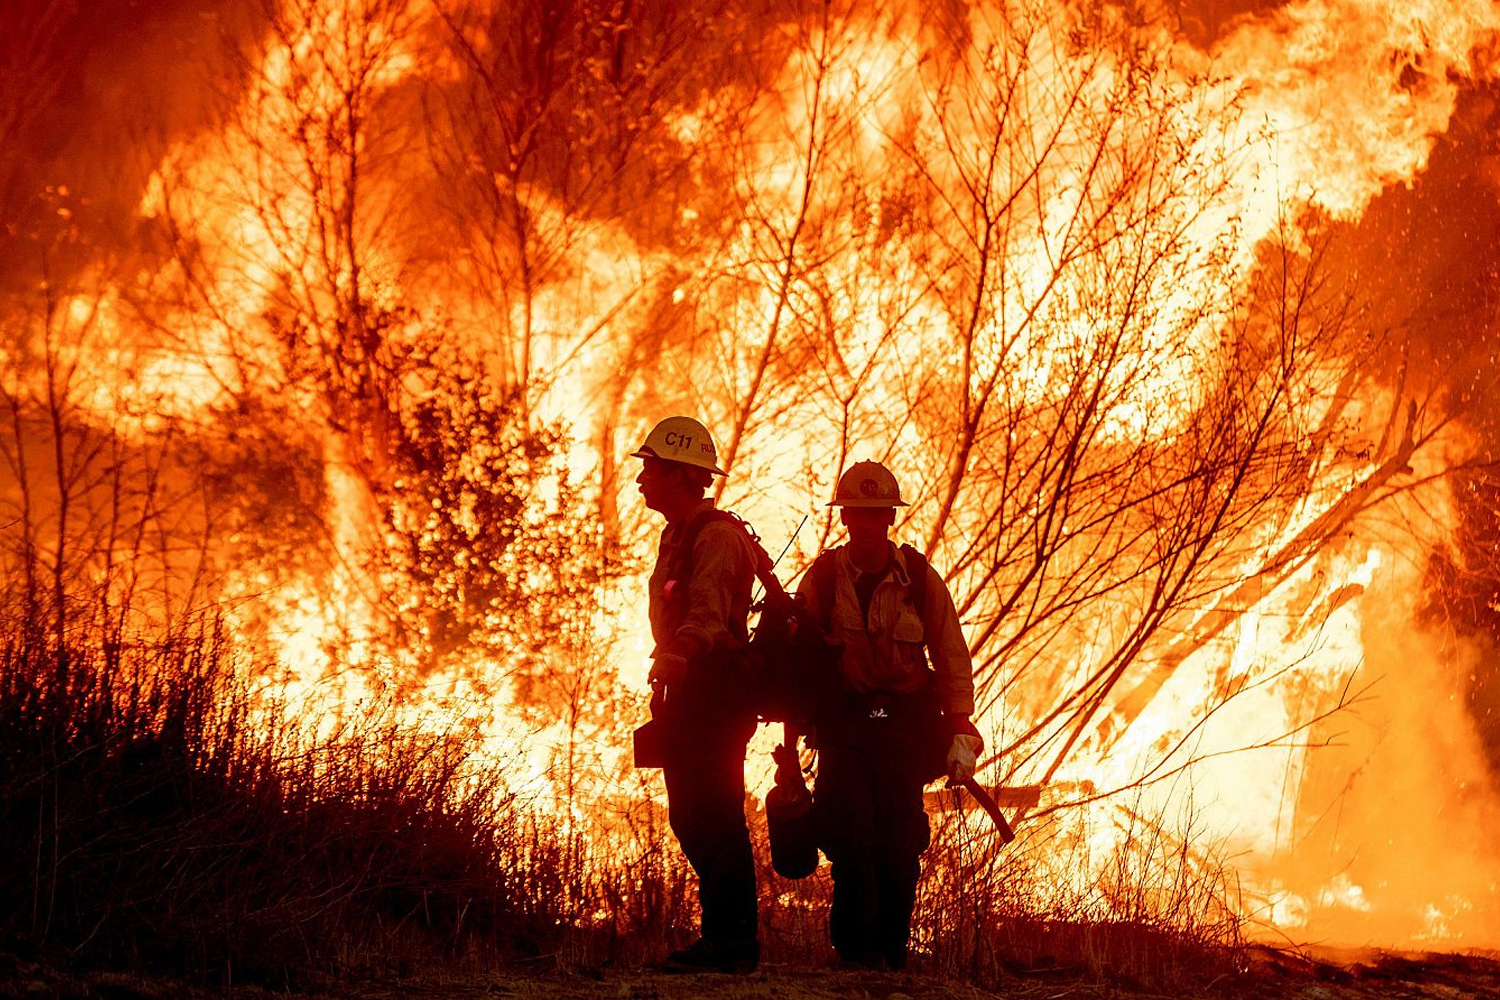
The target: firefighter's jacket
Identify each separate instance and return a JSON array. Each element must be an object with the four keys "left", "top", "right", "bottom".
[
  {"left": 797, "top": 543, "right": 975, "bottom": 718},
  {"left": 647, "top": 500, "right": 756, "bottom": 663}
]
